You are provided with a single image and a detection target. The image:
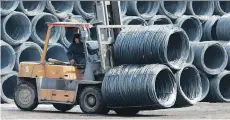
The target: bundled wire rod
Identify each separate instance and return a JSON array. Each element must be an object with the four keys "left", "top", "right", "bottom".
[
  {"left": 216, "top": 14, "right": 230, "bottom": 40},
  {"left": 18, "top": 1, "right": 46, "bottom": 16},
  {"left": 114, "top": 25, "right": 189, "bottom": 70},
  {"left": 74, "top": 1, "right": 96, "bottom": 19},
  {"left": 158, "top": 1, "right": 187, "bottom": 19},
  {"left": 175, "top": 15, "right": 202, "bottom": 42},
  {"left": 0, "top": 1, "right": 19, "bottom": 16},
  {"left": 120, "top": 1, "right": 128, "bottom": 17},
  {"left": 46, "top": 43, "right": 69, "bottom": 62},
  {"left": 186, "top": 45, "right": 194, "bottom": 65},
  {"left": 220, "top": 42, "right": 230, "bottom": 70},
  {"left": 201, "top": 16, "right": 220, "bottom": 41},
  {"left": 198, "top": 71, "right": 210, "bottom": 102},
  {"left": 0, "top": 40, "right": 16, "bottom": 75},
  {"left": 214, "top": 1, "right": 230, "bottom": 15},
  {"left": 60, "top": 15, "right": 88, "bottom": 48},
  {"left": 126, "top": 1, "right": 159, "bottom": 20},
  {"left": 122, "top": 16, "right": 147, "bottom": 25},
  {"left": 186, "top": 1, "right": 215, "bottom": 18},
  {"left": 31, "top": 13, "right": 61, "bottom": 46},
  {"left": 102, "top": 64, "right": 177, "bottom": 108},
  {"left": 1, "top": 12, "right": 31, "bottom": 46},
  {"left": 175, "top": 64, "right": 202, "bottom": 106},
  {"left": 1, "top": 71, "right": 18, "bottom": 103},
  {"left": 46, "top": 1, "right": 74, "bottom": 19},
  {"left": 147, "top": 15, "right": 172, "bottom": 25},
  {"left": 14, "top": 42, "right": 42, "bottom": 71},
  {"left": 207, "top": 71, "right": 230, "bottom": 102},
  {"left": 191, "top": 41, "right": 227, "bottom": 75}
]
